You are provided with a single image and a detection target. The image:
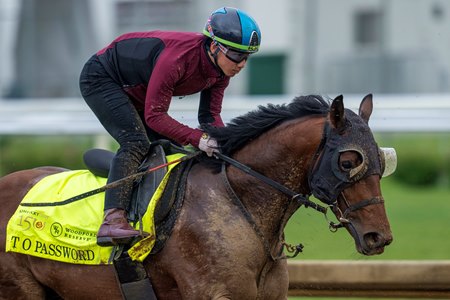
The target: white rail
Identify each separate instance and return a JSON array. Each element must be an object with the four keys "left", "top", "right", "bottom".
[{"left": 1, "top": 94, "right": 450, "bottom": 135}]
